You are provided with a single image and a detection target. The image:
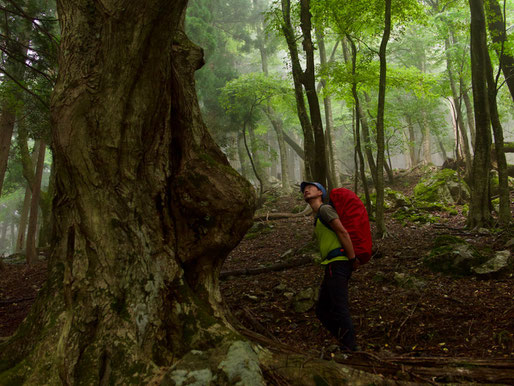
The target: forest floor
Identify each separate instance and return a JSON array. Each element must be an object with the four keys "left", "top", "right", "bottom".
[{"left": 1, "top": 168, "right": 513, "bottom": 383}]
